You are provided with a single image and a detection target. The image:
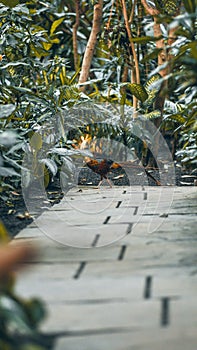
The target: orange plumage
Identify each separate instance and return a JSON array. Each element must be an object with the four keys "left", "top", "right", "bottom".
[{"left": 86, "top": 159, "right": 120, "bottom": 187}]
